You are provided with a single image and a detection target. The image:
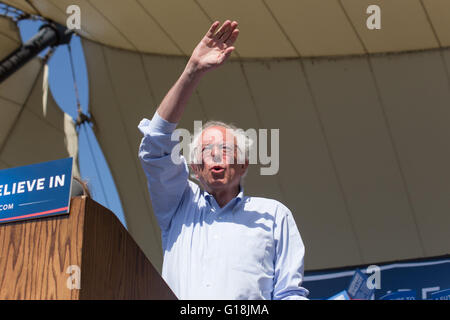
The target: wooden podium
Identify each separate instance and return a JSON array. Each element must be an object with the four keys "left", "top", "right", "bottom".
[{"left": 0, "top": 196, "right": 177, "bottom": 300}]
